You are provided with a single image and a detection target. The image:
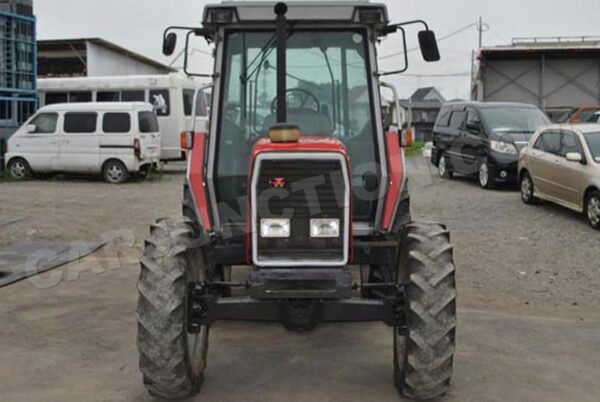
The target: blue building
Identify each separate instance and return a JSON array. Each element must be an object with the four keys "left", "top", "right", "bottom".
[{"left": 0, "top": 0, "right": 36, "bottom": 168}]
